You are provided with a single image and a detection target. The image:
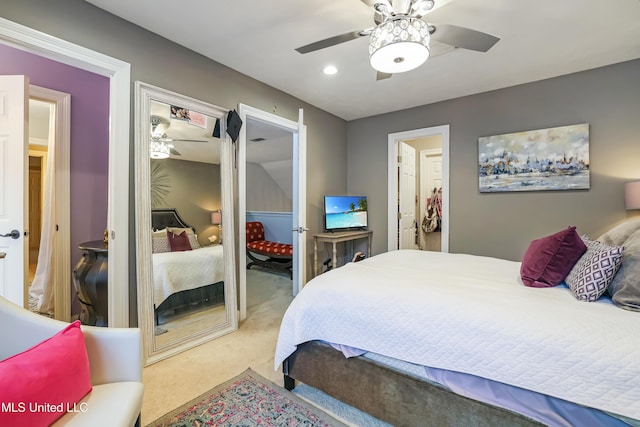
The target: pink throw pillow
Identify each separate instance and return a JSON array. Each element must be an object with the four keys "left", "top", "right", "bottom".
[
  {"left": 168, "top": 230, "right": 192, "bottom": 252},
  {"left": 520, "top": 226, "right": 587, "bottom": 288},
  {"left": 0, "top": 320, "right": 92, "bottom": 427}
]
